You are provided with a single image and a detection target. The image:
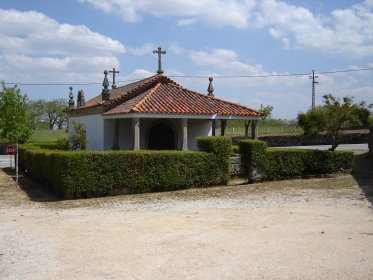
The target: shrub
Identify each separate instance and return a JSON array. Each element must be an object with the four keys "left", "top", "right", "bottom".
[
  {"left": 237, "top": 140, "right": 354, "bottom": 181},
  {"left": 264, "top": 148, "right": 354, "bottom": 180},
  {"left": 231, "top": 145, "right": 239, "bottom": 154},
  {"left": 19, "top": 137, "right": 231, "bottom": 198},
  {"left": 197, "top": 136, "right": 232, "bottom": 183},
  {"left": 264, "top": 149, "right": 306, "bottom": 180},
  {"left": 238, "top": 140, "right": 267, "bottom": 181}
]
